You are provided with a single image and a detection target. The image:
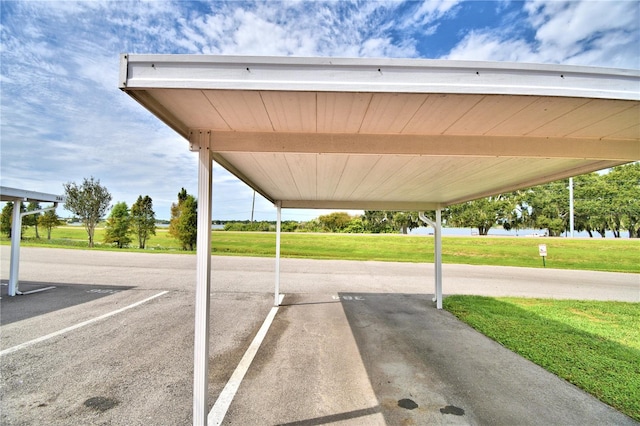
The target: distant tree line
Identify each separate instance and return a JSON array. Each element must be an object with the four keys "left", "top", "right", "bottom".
[
  {"left": 221, "top": 163, "right": 638, "bottom": 238},
  {"left": 3, "top": 164, "right": 637, "bottom": 245},
  {"left": 296, "top": 164, "right": 638, "bottom": 238}
]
